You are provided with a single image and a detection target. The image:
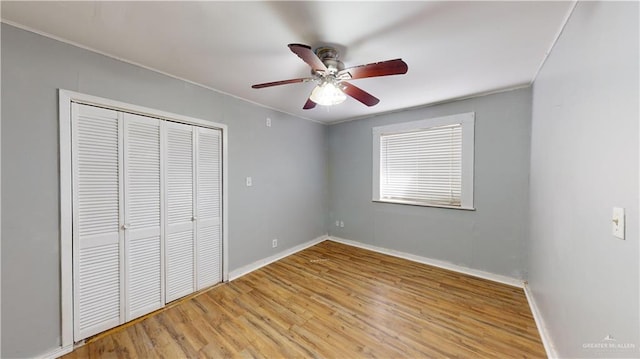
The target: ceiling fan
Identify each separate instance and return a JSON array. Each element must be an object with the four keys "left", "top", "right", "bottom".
[{"left": 251, "top": 44, "right": 408, "bottom": 109}]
